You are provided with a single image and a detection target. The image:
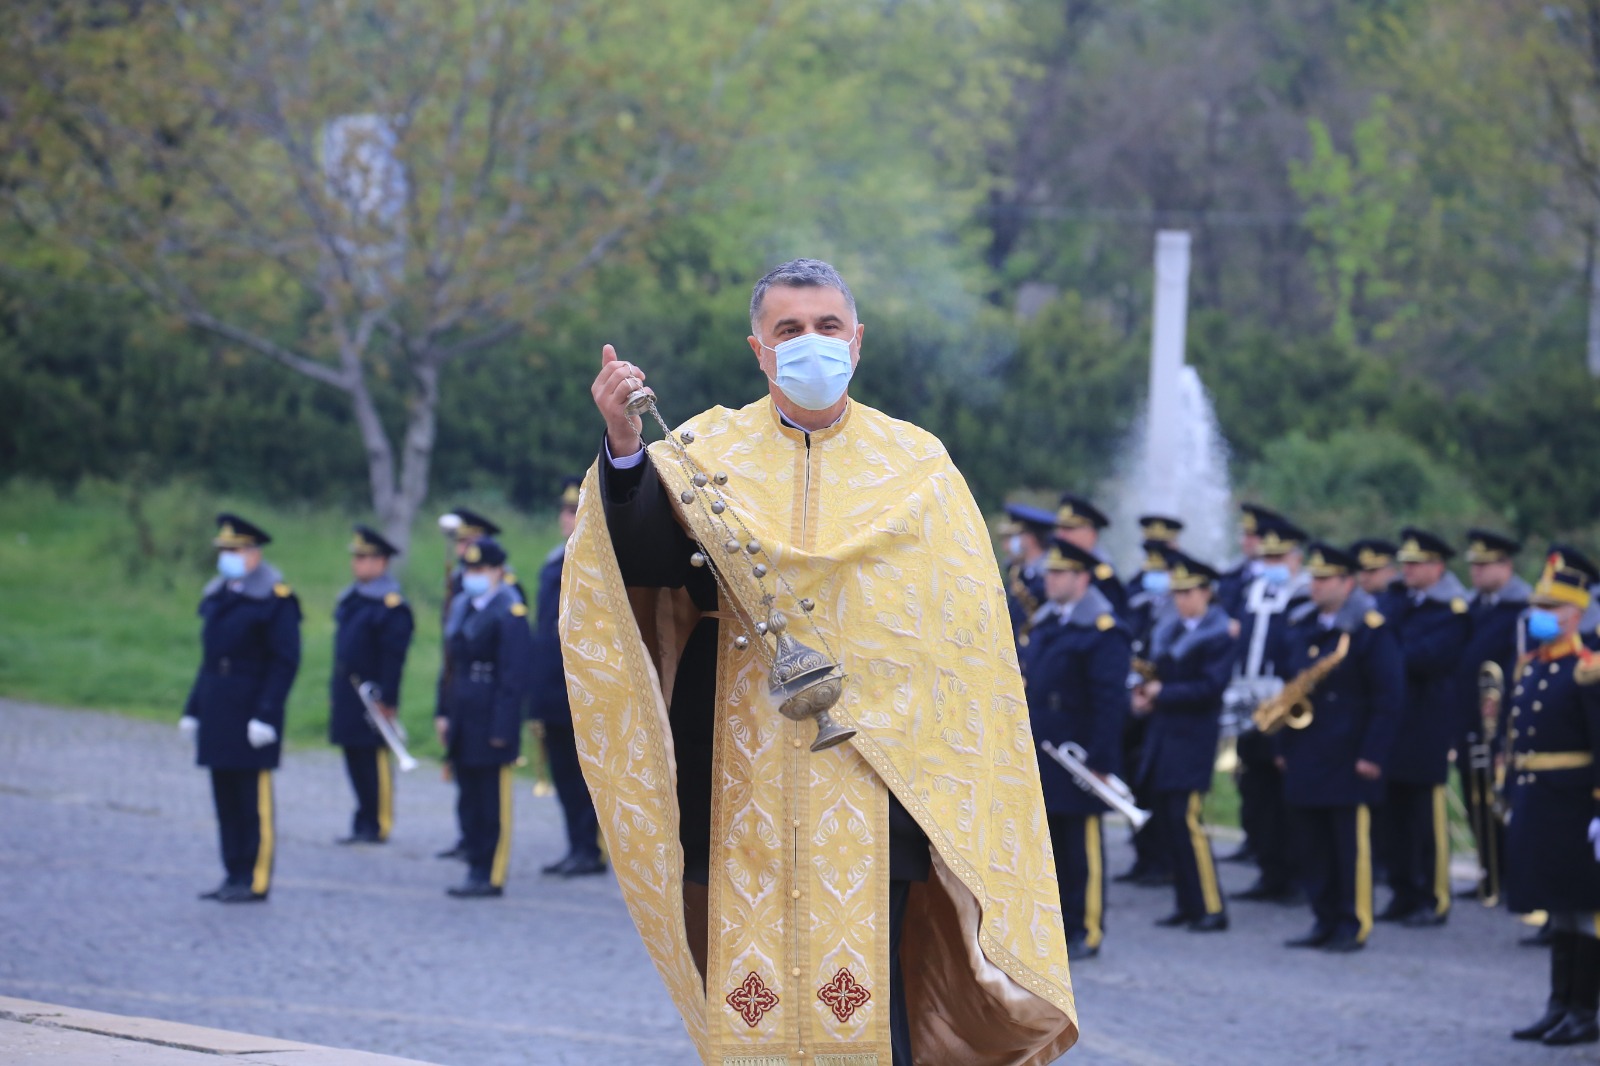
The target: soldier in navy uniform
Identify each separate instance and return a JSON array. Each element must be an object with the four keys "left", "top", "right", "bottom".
[
  {"left": 531, "top": 478, "right": 605, "bottom": 878},
  {"left": 1133, "top": 547, "right": 1237, "bottom": 932},
  {"left": 1217, "top": 503, "right": 1279, "bottom": 619},
  {"left": 1275, "top": 543, "right": 1404, "bottom": 953},
  {"left": 1453, "top": 529, "right": 1529, "bottom": 899},
  {"left": 180, "top": 515, "right": 301, "bottom": 903},
  {"left": 328, "top": 526, "right": 415, "bottom": 844},
  {"left": 1054, "top": 493, "right": 1128, "bottom": 619},
  {"left": 1116, "top": 538, "right": 1175, "bottom": 887},
  {"left": 435, "top": 537, "right": 534, "bottom": 897},
  {"left": 1001, "top": 502, "right": 1055, "bottom": 647},
  {"left": 1351, "top": 538, "right": 1405, "bottom": 617},
  {"left": 1126, "top": 521, "right": 1181, "bottom": 648},
  {"left": 433, "top": 507, "right": 522, "bottom": 861},
  {"left": 1024, "top": 536, "right": 1132, "bottom": 958},
  {"left": 1507, "top": 549, "right": 1600, "bottom": 1046},
  {"left": 1230, "top": 512, "right": 1311, "bottom": 902},
  {"left": 1381, "top": 527, "right": 1471, "bottom": 927}
]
